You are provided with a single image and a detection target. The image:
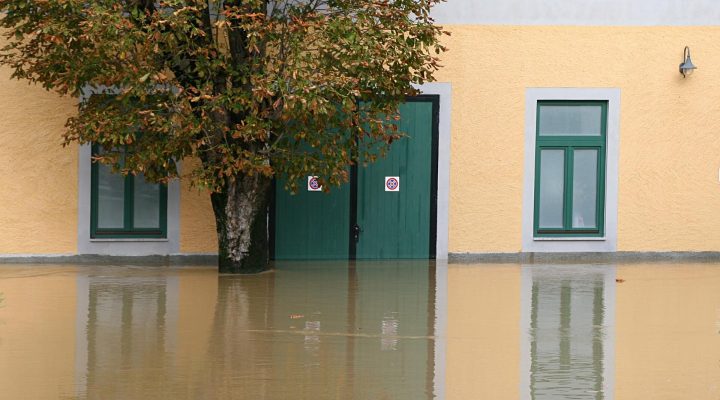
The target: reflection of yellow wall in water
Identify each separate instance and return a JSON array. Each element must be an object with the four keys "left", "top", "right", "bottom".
[
  {"left": 615, "top": 264, "right": 720, "bottom": 400},
  {"left": 175, "top": 269, "right": 219, "bottom": 390},
  {"left": 446, "top": 265, "right": 521, "bottom": 400},
  {"left": 0, "top": 269, "right": 77, "bottom": 399}
]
